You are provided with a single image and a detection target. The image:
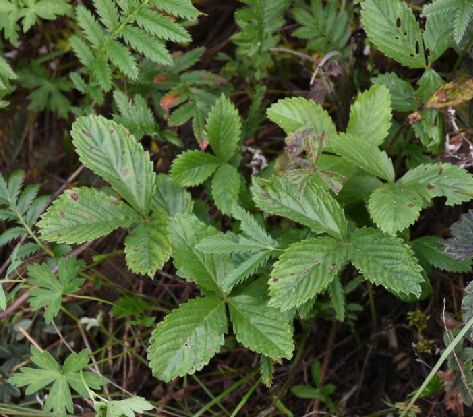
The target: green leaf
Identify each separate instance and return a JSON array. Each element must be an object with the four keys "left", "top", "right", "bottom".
[
  {"left": 28, "top": 258, "right": 85, "bottom": 323},
  {"left": 229, "top": 294, "right": 293, "bottom": 359},
  {"left": 328, "top": 277, "right": 345, "bottom": 321},
  {"left": 152, "top": 174, "right": 193, "bottom": 217},
  {"left": 38, "top": 188, "right": 138, "bottom": 244},
  {"left": 346, "top": 85, "right": 392, "bottom": 146},
  {"left": 134, "top": 9, "right": 190, "bottom": 42},
  {"left": 211, "top": 164, "right": 240, "bottom": 214},
  {"left": 169, "top": 214, "right": 233, "bottom": 293},
  {"left": 152, "top": 0, "right": 201, "bottom": 19},
  {"left": 368, "top": 182, "right": 427, "bottom": 234},
  {"left": 232, "top": 205, "right": 277, "bottom": 248},
  {"left": 292, "top": 0, "right": 351, "bottom": 53},
  {"left": 197, "top": 234, "right": 267, "bottom": 254},
  {"left": 424, "top": 0, "right": 473, "bottom": 44},
  {"left": 71, "top": 115, "right": 156, "bottom": 214},
  {"left": 269, "top": 237, "right": 349, "bottom": 310},
  {"left": 266, "top": 97, "right": 337, "bottom": 141},
  {"left": 372, "top": 72, "right": 417, "bottom": 112},
  {"left": 148, "top": 296, "right": 227, "bottom": 382},
  {"left": 121, "top": 26, "right": 172, "bottom": 65},
  {"left": 412, "top": 236, "right": 472, "bottom": 273},
  {"left": 423, "top": 12, "right": 453, "bottom": 63},
  {"left": 349, "top": 227, "right": 424, "bottom": 298},
  {"left": 221, "top": 251, "right": 272, "bottom": 293},
  {"left": 171, "top": 150, "right": 221, "bottom": 187},
  {"left": 9, "top": 348, "right": 105, "bottom": 417},
  {"left": 206, "top": 94, "right": 241, "bottom": 162},
  {"left": 124, "top": 209, "right": 171, "bottom": 277},
  {"left": 445, "top": 210, "right": 473, "bottom": 260},
  {"left": 113, "top": 91, "right": 155, "bottom": 140},
  {"left": 327, "top": 133, "right": 395, "bottom": 182},
  {"left": 400, "top": 163, "right": 473, "bottom": 205},
  {"left": 361, "top": 0, "right": 426, "bottom": 68},
  {"left": 251, "top": 176, "right": 348, "bottom": 239},
  {"left": 97, "top": 397, "right": 153, "bottom": 417}
]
